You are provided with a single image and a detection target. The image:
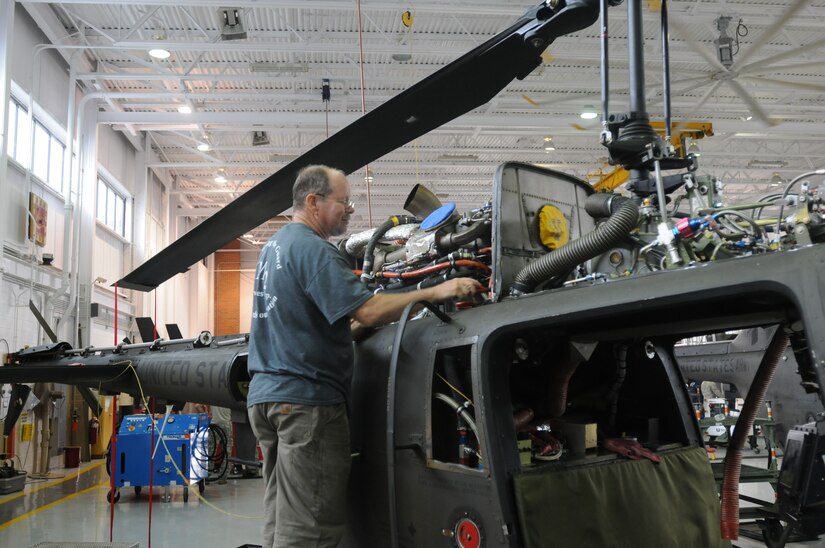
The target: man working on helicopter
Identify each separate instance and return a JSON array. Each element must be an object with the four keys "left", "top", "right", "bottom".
[{"left": 246, "top": 164, "right": 483, "bottom": 547}]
